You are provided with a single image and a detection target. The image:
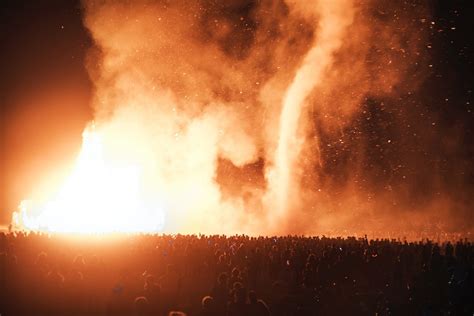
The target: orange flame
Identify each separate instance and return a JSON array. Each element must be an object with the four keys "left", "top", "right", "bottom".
[{"left": 13, "top": 125, "right": 165, "bottom": 233}]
